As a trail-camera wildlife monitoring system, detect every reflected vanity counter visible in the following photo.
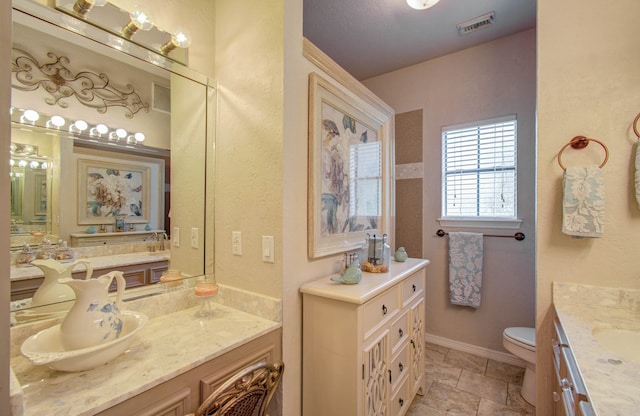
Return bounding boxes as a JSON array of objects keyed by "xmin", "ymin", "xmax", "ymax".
[
  {"xmin": 10, "ymin": 245, "xmax": 171, "ymax": 302},
  {"xmin": 553, "ymin": 282, "xmax": 640, "ymax": 415},
  {"xmin": 9, "ymin": 284, "xmax": 282, "ymax": 416}
]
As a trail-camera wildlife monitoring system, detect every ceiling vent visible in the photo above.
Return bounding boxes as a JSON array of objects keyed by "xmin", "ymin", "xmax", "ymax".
[{"xmin": 456, "ymin": 11, "xmax": 495, "ymax": 36}]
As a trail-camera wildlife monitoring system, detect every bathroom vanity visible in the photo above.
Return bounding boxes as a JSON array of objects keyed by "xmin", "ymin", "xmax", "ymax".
[
  {"xmin": 553, "ymin": 282, "xmax": 640, "ymax": 416},
  {"xmin": 10, "ymin": 285, "xmax": 282, "ymax": 416},
  {"xmin": 300, "ymin": 258, "xmax": 429, "ymax": 416}
]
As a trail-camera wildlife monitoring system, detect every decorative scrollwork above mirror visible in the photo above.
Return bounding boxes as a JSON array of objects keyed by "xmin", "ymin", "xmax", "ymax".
[{"xmin": 12, "ymin": 48, "xmax": 149, "ymax": 118}]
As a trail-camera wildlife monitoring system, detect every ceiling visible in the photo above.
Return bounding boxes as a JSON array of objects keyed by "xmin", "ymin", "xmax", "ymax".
[{"xmin": 303, "ymin": 0, "xmax": 536, "ymax": 81}]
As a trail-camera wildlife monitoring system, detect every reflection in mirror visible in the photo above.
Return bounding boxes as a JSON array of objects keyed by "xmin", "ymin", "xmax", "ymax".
[{"xmin": 9, "ymin": 0, "xmax": 215, "ymax": 321}]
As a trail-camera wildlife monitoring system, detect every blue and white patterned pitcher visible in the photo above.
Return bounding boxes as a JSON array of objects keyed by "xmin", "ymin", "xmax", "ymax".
[{"xmin": 58, "ymin": 271, "xmax": 126, "ymax": 350}]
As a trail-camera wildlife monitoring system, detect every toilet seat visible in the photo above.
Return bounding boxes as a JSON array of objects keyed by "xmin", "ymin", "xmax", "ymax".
[{"xmin": 504, "ymin": 327, "xmax": 535, "ymax": 351}]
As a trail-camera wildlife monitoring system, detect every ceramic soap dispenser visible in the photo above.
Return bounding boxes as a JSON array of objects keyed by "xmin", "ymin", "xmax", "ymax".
[{"xmin": 59, "ymin": 271, "xmax": 126, "ymax": 350}]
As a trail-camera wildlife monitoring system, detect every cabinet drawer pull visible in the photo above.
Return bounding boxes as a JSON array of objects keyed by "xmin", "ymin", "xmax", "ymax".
[
  {"xmin": 399, "ymin": 398, "xmax": 404, "ymax": 407},
  {"xmin": 412, "ymin": 284, "xmax": 416, "ymax": 292},
  {"xmin": 552, "ymin": 391, "xmax": 560, "ymax": 402},
  {"xmin": 382, "ymin": 305, "xmax": 387, "ymax": 315},
  {"xmin": 410, "ymin": 339, "xmax": 416, "ymax": 349},
  {"xmin": 388, "ymin": 369, "xmax": 392, "ymax": 384},
  {"xmin": 399, "ymin": 328, "xmax": 404, "ymax": 338},
  {"xmin": 399, "ymin": 362, "xmax": 404, "ymax": 372}
]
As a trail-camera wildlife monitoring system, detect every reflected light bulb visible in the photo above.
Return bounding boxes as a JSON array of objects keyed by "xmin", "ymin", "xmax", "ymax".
[
  {"xmin": 18, "ymin": 160, "xmax": 27, "ymax": 167},
  {"xmin": 21, "ymin": 109, "xmax": 40, "ymax": 124},
  {"xmin": 406, "ymin": 0, "xmax": 440, "ymax": 10},
  {"xmin": 134, "ymin": 132, "xmax": 145, "ymax": 143},
  {"xmin": 9, "ymin": 159, "xmax": 15, "ymax": 166},
  {"xmin": 71, "ymin": 119, "xmax": 88, "ymax": 132},
  {"xmin": 90, "ymin": 123, "xmax": 109, "ymax": 137},
  {"xmin": 47, "ymin": 115, "xmax": 66, "ymax": 129},
  {"xmin": 30, "ymin": 161, "xmax": 40, "ymax": 169}
]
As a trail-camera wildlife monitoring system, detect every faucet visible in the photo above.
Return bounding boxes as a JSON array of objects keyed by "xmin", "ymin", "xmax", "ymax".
[
  {"xmin": 148, "ymin": 232, "xmax": 158, "ymax": 252},
  {"xmin": 160, "ymin": 232, "xmax": 168, "ymax": 251}
]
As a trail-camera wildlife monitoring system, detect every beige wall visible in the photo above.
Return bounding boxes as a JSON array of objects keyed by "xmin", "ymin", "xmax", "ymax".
[
  {"xmin": 536, "ymin": 1, "xmax": 640, "ymax": 414},
  {"xmin": 213, "ymin": 0, "xmax": 285, "ymax": 299},
  {"xmin": 363, "ymin": 29, "xmax": 537, "ymax": 352}
]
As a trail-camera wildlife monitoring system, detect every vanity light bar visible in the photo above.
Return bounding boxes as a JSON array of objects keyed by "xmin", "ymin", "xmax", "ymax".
[{"xmin": 10, "ymin": 107, "xmax": 146, "ymax": 147}]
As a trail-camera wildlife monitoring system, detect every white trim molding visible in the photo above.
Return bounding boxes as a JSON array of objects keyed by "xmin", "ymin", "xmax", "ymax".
[{"xmin": 425, "ymin": 333, "xmax": 526, "ymax": 368}]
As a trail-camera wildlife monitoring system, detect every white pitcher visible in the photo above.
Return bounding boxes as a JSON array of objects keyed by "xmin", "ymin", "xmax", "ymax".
[
  {"xmin": 30, "ymin": 259, "xmax": 93, "ymax": 308},
  {"xmin": 58, "ymin": 271, "xmax": 126, "ymax": 350}
]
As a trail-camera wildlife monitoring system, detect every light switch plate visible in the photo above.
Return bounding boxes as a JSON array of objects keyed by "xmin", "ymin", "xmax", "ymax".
[
  {"xmin": 232, "ymin": 231, "xmax": 242, "ymax": 255},
  {"xmin": 262, "ymin": 235, "xmax": 274, "ymax": 263}
]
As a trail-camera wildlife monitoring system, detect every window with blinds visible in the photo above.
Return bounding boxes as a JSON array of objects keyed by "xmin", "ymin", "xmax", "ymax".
[
  {"xmin": 349, "ymin": 141, "xmax": 382, "ymax": 218},
  {"xmin": 442, "ymin": 116, "xmax": 517, "ymax": 218}
]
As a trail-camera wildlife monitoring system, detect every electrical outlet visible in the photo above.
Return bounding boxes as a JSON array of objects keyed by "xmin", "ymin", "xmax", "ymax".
[
  {"xmin": 232, "ymin": 231, "xmax": 242, "ymax": 255},
  {"xmin": 191, "ymin": 228, "xmax": 198, "ymax": 248},
  {"xmin": 173, "ymin": 227, "xmax": 180, "ymax": 247}
]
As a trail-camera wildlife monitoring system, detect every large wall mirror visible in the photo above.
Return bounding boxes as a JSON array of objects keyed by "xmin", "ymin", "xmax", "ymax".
[{"xmin": 9, "ymin": 0, "xmax": 215, "ymax": 317}]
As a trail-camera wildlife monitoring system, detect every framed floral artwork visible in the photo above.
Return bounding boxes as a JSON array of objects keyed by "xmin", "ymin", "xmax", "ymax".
[
  {"xmin": 308, "ymin": 71, "xmax": 394, "ymax": 258},
  {"xmin": 78, "ymin": 159, "xmax": 150, "ymax": 224}
]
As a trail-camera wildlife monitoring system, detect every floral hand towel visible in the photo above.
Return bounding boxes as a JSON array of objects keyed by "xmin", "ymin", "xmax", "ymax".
[
  {"xmin": 562, "ymin": 165, "xmax": 605, "ymax": 238},
  {"xmin": 448, "ymin": 232, "xmax": 483, "ymax": 308},
  {"xmin": 635, "ymin": 143, "xmax": 640, "ymax": 209}
]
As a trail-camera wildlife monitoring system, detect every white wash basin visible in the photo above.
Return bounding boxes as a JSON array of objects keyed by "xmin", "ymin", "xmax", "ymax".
[
  {"xmin": 21, "ymin": 310, "xmax": 147, "ymax": 372},
  {"xmin": 592, "ymin": 328, "xmax": 640, "ymax": 363}
]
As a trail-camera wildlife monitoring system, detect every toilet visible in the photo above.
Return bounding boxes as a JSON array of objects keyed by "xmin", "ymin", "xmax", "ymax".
[{"xmin": 503, "ymin": 327, "xmax": 536, "ymax": 406}]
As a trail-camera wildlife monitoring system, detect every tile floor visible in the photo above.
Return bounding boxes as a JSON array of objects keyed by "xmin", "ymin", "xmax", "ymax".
[{"xmin": 406, "ymin": 342, "xmax": 536, "ymax": 416}]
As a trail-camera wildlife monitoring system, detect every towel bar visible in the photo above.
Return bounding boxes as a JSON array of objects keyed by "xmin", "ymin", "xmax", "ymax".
[{"xmin": 436, "ymin": 229, "xmax": 525, "ymax": 241}]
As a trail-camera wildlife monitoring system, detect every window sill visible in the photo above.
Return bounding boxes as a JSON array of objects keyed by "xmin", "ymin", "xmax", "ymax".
[{"xmin": 437, "ymin": 217, "xmax": 522, "ymax": 230}]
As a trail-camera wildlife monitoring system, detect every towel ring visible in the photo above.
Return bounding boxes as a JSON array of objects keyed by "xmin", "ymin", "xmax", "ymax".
[
  {"xmin": 557, "ymin": 135, "xmax": 609, "ymax": 171},
  {"xmin": 633, "ymin": 112, "xmax": 640, "ymax": 138}
]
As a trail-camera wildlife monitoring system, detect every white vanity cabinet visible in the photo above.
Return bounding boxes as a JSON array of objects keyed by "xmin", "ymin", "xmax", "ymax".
[{"xmin": 301, "ymin": 258, "xmax": 429, "ymax": 416}]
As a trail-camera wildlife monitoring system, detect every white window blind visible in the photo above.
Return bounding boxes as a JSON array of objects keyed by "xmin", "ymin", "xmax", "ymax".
[
  {"xmin": 349, "ymin": 141, "xmax": 382, "ymax": 218},
  {"xmin": 442, "ymin": 116, "xmax": 517, "ymax": 218}
]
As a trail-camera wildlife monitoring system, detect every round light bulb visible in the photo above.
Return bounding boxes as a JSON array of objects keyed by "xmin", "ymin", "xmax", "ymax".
[
  {"xmin": 48, "ymin": 115, "xmax": 66, "ymax": 128},
  {"xmin": 73, "ymin": 120, "xmax": 88, "ymax": 131},
  {"xmin": 134, "ymin": 132, "xmax": 145, "ymax": 143},
  {"xmin": 22, "ymin": 109, "xmax": 40, "ymax": 124},
  {"xmin": 172, "ymin": 30, "xmax": 191, "ymax": 48},
  {"xmin": 406, "ymin": 0, "xmax": 440, "ymax": 10},
  {"xmin": 116, "ymin": 128, "xmax": 127, "ymax": 138},
  {"xmin": 130, "ymin": 9, "xmax": 154, "ymax": 31},
  {"xmin": 9, "ymin": 159, "xmax": 15, "ymax": 166},
  {"xmin": 96, "ymin": 124, "xmax": 109, "ymax": 134},
  {"xmin": 18, "ymin": 160, "xmax": 27, "ymax": 167},
  {"xmin": 30, "ymin": 161, "xmax": 40, "ymax": 169}
]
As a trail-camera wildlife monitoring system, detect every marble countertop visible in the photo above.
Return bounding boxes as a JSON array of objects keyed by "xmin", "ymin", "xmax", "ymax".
[
  {"xmin": 10, "ymin": 251, "xmax": 170, "ymax": 282},
  {"xmin": 10, "ymin": 290, "xmax": 281, "ymax": 416},
  {"xmin": 553, "ymin": 282, "xmax": 640, "ymax": 416}
]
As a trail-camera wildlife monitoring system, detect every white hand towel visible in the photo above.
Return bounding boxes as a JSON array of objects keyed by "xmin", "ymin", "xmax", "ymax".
[
  {"xmin": 448, "ymin": 232, "xmax": 483, "ymax": 308},
  {"xmin": 562, "ymin": 165, "xmax": 605, "ymax": 238}
]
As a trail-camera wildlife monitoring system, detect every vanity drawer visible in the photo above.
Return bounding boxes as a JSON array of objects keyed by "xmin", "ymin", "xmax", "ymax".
[
  {"xmin": 389, "ymin": 376, "xmax": 411, "ymax": 416},
  {"xmin": 363, "ymin": 286, "xmax": 400, "ymax": 338},
  {"xmin": 390, "ymin": 311, "xmax": 410, "ymax": 353},
  {"xmin": 390, "ymin": 343, "xmax": 410, "ymax": 392},
  {"xmin": 401, "ymin": 270, "xmax": 424, "ymax": 306}
]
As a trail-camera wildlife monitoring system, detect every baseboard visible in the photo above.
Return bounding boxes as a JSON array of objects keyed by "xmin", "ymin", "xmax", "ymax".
[{"xmin": 425, "ymin": 333, "xmax": 527, "ymax": 368}]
